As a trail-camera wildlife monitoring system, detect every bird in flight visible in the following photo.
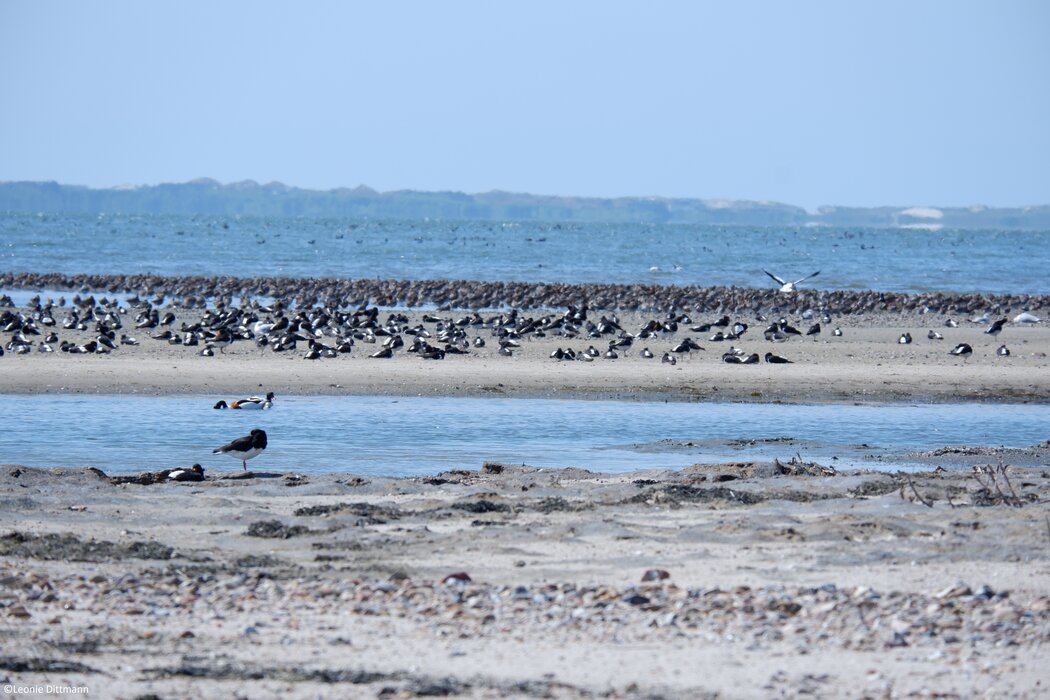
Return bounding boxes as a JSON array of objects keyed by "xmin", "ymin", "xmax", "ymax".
[{"xmin": 762, "ymin": 270, "xmax": 820, "ymax": 293}]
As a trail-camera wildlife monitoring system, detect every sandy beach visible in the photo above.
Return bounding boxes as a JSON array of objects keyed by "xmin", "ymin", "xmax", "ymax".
[
  {"xmin": 1, "ymin": 306, "xmax": 1048, "ymax": 402},
  {"xmin": 2, "ymin": 294, "xmax": 1049, "ymax": 698},
  {"xmin": 1, "ymin": 462, "xmax": 1049, "ymax": 698}
]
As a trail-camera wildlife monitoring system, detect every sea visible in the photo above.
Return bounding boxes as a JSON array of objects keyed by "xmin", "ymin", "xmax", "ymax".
[
  {"xmin": 2, "ymin": 211, "xmax": 1049, "ymax": 295},
  {"xmin": 1, "ymin": 210, "xmax": 1047, "ymax": 475}
]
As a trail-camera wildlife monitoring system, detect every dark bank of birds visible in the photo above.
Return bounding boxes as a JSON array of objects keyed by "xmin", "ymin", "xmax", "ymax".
[{"xmin": 3, "ymin": 271, "xmax": 1047, "ymax": 318}]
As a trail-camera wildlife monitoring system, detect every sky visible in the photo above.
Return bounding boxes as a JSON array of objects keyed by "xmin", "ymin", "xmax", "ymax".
[{"xmin": 1, "ymin": 1, "xmax": 1048, "ymax": 209}]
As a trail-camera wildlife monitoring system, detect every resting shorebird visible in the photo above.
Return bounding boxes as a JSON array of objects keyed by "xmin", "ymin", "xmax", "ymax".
[
  {"xmin": 762, "ymin": 270, "xmax": 820, "ymax": 293},
  {"xmin": 213, "ymin": 428, "xmax": 267, "ymax": 470},
  {"xmin": 949, "ymin": 343, "xmax": 973, "ymax": 360}
]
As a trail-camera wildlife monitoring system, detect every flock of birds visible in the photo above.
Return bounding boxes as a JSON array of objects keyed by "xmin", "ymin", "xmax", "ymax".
[{"xmin": 0, "ymin": 269, "xmax": 1038, "ymax": 364}]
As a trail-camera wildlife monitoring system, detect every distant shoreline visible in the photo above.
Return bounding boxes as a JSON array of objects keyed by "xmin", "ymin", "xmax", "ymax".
[{"xmin": 2, "ymin": 179, "xmax": 1049, "ymax": 228}]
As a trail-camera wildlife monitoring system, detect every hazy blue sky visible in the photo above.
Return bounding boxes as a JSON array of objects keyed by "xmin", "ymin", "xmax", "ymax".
[{"xmin": 1, "ymin": 1, "xmax": 1047, "ymax": 208}]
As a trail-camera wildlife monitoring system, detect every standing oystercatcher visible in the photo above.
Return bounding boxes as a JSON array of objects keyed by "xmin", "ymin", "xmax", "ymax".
[{"xmin": 213, "ymin": 429, "xmax": 267, "ymax": 470}]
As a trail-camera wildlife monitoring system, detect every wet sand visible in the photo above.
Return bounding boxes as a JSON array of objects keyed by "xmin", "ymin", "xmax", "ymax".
[{"xmin": 1, "ymin": 464, "xmax": 1049, "ymax": 698}]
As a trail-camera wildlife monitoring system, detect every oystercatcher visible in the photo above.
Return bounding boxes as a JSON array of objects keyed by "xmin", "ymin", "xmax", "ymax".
[{"xmin": 213, "ymin": 429, "xmax": 267, "ymax": 470}]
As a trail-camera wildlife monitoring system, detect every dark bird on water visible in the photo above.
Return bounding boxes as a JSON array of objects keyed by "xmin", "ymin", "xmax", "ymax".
[{"xmin": 213, "ymin": 428, "xmax": 267, "ymax": 470}]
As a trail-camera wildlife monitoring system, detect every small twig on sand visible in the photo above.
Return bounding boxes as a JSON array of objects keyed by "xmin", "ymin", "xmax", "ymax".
[
  {"xmin": 898, "ymin": 473, "xmax": 934, "ymax": 508},
  {"xmin": 998, "ymin": 461, "xmax": 1022, "ymax": 504}
]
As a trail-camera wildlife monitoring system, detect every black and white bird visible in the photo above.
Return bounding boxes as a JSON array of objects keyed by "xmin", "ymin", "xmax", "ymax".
[
  {"xmin": 222, "ymin": 392, "xmax": 275, "ymax": 410},
  {"xmin": 898, "ymin": 332, "xmax": 912, "ymax": 344},
  {"xmin": 764, "ymin": 352, "xmax": 792, "ymax": 364},
  {"xmin": 168, "ymin": 464, "xmax": 205, "ymax": 482},
  {"xmin": 213, "ymin": 428, "xmax": 267, "ymax": 470},
  {"xmin": 762, "ymin": 270, "xmax": 820, "ymax": 293},
  {"xmin": 949, "ymin": 343, "xmax": 973, "ymax": 360},
  {"xmin": 984, "ymin": 318, "xmax": 1007, "ymax": 338},
  {"xmin": 997, "ymin": 345, "xmax": 1010, "ymax": 357},
  {"xmin": 208, "ymin": 328, "xmax": 234, "ymax": 354},
  {"xmin": 927, "ymin": 330, "xmax": 944, "ymax": 340}
]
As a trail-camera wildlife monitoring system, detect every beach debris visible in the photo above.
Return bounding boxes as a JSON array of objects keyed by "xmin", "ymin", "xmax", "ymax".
[
  {"xmin": 221, "ymin": 471, "xmax": 256, "ymax": 480},
  {"xmin": 641, "ymin": 569, "xmax": 670, "ymax": 582},
  {"xmin": 935, "ymin": 582, "xmax": 972, "ymax": 600},
  {"xmin": 772, "ymin": 454, "xmax": 836, "ymax": 477},
  {"xmin": 245, "ymin": 520, "xmax": 311, "ymax": 539},
  {"xmin": 0, "ymin": 531, "xmax": 173, "ymax": 562},
  {"xmin": 898, "ymin": 473, "xmax": 935, "ymax": 508},
  {"xmin": 1013, "ymin": 312, "xmax": 1041, "ymax": 324},
  {"xmin": 626, "ymin": 484, "xmax": 766, "ymax": 506},
  {"xmin": 109, "ymin": 466, "xmax": 204, "ymax": 485},
  {"xmin": 442, "ymin": 571, "xmax": 472, "ymax": 585},
  {"xmin": 971, "ymin": 462, "xmax": 1030, "ymax": 507}
]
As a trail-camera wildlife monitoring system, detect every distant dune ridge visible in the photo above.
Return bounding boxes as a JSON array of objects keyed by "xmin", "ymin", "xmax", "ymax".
[{"xmin": 1, "ymin": 179, "xmax": 1048, "ymax": 228}]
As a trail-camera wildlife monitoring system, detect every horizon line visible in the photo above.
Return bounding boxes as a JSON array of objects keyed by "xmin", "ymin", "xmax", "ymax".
[{"xmin": 2, "ymin": 177, "xmax": 1047, "ymax": 213}]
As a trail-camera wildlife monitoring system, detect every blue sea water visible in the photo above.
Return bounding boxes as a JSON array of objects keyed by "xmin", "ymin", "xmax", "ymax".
[
  {"xmin": 2, "ymin": 211, "xmax": 1048, "ymax": 295},
  {"xmin": 0, "ymin": 395, "xmax": 1045, "ymax": 475}
]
